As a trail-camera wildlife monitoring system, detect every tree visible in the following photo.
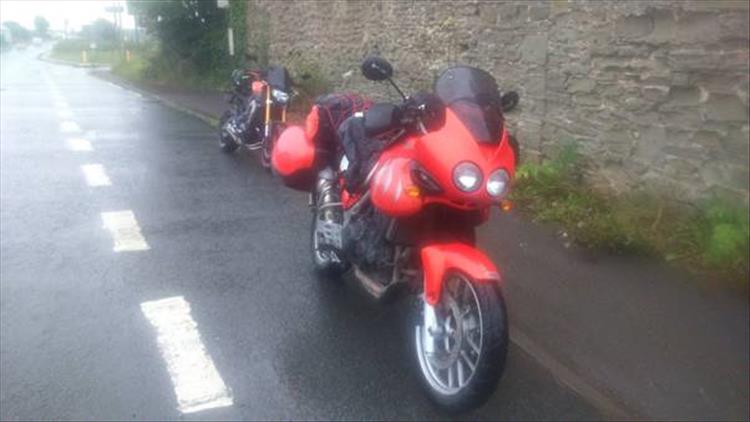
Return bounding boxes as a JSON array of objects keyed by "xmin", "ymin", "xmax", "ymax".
[
  {"xmin": 2, "ymin": 21, "xmax": 31, "ymax": 43},
  {"xmin": 34, "ymin": 16, "xmax": 49, "ymax": 38},
  {"xmin": 80, "ymin": 19, "xmax": 116, "ymax": 44},
  {"xmin": 127, "ymin": 0, "xmax": 230, "ymax": 74}
]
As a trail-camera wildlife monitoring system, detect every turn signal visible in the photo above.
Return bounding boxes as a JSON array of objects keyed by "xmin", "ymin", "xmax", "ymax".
[
  {"xmin": 406, "ymin": 185, "xmax": 421, "ymax": 198},
  {"xmin": 500, "ymin": 200, "xmax": 513, "ymax": 212}
]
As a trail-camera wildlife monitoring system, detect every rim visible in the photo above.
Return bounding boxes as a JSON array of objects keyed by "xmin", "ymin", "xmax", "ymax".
[{"xmin": 415, "ymin": 274, "xmax": 483, "ymax": 395}]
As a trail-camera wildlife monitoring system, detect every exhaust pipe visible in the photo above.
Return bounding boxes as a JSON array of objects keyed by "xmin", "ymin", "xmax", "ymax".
[
  {"xmin": 354, "ymin": 266, "xmax": 388, "ymax": 299},
  {"xmin": 353, "ymin": 266, "xmax": 404, "ymax": 301}
]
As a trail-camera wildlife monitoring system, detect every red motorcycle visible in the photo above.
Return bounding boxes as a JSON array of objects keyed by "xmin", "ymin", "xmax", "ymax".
[{"xmin": 272, "ymin": 57, "xmax": 519, "ymax": 411}]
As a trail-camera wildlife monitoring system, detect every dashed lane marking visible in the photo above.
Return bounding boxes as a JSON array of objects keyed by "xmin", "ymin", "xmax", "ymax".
[
  {"xmin": 140, "ymin": 296, "xmax": 233, "ymax": 413},
  {"xmin": 66, "ymin": 138, "xmax": 93, "ymax": 152},
  {"xmin": 100, "ymin": 210, "xmax": 150, "ymax": 252},
  {"xmin": 59, "ymin": 121, "xmax": 81, "ymax": 133},
  {"xmin": 81, "ymin": 164, "xmax": 111, "ymax": 187}
]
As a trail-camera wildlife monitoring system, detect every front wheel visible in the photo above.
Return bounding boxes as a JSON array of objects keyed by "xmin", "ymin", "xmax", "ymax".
[
  {"xmin": 261, "ymin": 123, "xmax": 283, "ymax": 170},
  {"xmin": 413, "ymin": 273, "xmax": 508, "ymax": 412}
]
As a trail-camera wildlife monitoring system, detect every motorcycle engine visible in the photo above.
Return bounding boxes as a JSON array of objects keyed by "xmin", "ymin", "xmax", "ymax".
[{"xmin": 342, "ymin": 200, "xmax": 394, "ymax": 281}]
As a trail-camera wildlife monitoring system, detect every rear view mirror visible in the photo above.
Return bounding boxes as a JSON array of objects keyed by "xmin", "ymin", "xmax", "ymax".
[
  {"xmin": 361, "ymin": 56, "xmax": 394, "ymax": 81},
  {"xmin": 501, "ymin": 91, "xmax": 520, "ymax": 112}
]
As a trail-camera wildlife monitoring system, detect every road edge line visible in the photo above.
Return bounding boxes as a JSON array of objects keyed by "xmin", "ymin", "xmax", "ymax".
[
  {"xmin": 510, "ymin": 328, "xmax": 641, "ymax": 421},
  {"xmin": 90, "ymin": 71, "xmax": 220, "ymax": 128}
]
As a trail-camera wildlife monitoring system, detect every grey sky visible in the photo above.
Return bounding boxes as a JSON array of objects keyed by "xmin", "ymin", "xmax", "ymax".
[{"xmin": 0, "ymin": 0, "xmax": 135, "ymax": 32}]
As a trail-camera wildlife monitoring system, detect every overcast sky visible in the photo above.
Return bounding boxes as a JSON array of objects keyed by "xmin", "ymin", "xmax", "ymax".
[{"xmin": 0, "ymin": 0, "xmax": 135, "ymax": 32}]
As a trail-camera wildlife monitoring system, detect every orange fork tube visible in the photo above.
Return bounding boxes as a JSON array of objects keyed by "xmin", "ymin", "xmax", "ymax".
[
  {"xmin": 420, "ymin": 243, "xmax": 501, "ymax": 306},
  {"xmin": 264, "ymin": 87, "xmax": 272, "ymax": 138}
]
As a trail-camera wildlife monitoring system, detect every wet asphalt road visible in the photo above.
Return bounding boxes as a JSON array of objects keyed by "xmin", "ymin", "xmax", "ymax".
[{"xmin": 0, "ymin": 48, "xmax": 600, "ymax": 420}]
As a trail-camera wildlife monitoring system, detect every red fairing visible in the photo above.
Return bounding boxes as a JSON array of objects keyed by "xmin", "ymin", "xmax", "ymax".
[
  {"xmin": 414, "ymin": 108, "xmax": 516, "ymax": 208},
  {"xmin": 370, "ymin": 157, "xmax": 423, "ymax": 217},
  {"xmin": 271, "ymin": 125, "xmax": 316, "ymax": 190},
  {"xmin": 421, "ymin": 243, "xmax": 501, "ymax": 305},
  {"xmin": 367, "ymin": 108, "xmax": 516, "ymax": 217}
]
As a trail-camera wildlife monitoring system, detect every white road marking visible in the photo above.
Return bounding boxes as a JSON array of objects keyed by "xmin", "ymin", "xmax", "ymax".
[
  {"xmin": 60, "ymin": 121, "xmax": 81, "ymax": 133},
  {"xmin": 66, "ymin": 137, "xmax": 93, "ymax": 152},
  {"xmin": 141, "ymin": 296, "xmax": 233, "ymax": 413},
  {"xmin": 57, "ymin": 109, "xmax": 74, "ymax": 119},
  {"xmin": 81, "ymin": 164, "xmax": 111, "ymax": 187},
  {"xmin": 101, "ymin": 210, "xmax": 150, "ymax": 252}
]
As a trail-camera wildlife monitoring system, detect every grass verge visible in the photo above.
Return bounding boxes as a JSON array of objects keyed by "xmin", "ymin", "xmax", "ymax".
[
  {"xmin": 50, "ymin": 39, "xmax": 124, "ymax": 65},
  {"xmin": 510, "ymin": 143, "xmax": 749, "ymax": 289}
]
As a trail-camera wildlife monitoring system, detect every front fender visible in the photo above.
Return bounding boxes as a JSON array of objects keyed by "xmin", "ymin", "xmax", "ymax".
[{"xmin": 421, "ymin": 243, "xmax": 501, "ymax": 305}]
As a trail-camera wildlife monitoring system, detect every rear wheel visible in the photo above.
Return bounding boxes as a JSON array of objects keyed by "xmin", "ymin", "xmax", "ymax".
[
  {"xmin": 218, "ymin": 111, "xmax": 240, "ymax": 153},
  {"xmin": 413, "ymin": 273, "xmax": 508, "ymax": 412}
]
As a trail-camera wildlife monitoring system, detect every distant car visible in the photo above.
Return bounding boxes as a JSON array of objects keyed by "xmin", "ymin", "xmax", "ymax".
[{"xmin": 32, "ymin": 37, "xmax": 42, "ymax": 46}]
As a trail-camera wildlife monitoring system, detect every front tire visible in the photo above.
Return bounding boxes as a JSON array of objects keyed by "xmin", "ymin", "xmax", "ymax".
[
  {"xmin": 261, "ymin": 123, "xmax": 282, "ymax": 170},
  {"xmin": 413, "ymin": 273, "xmax": 508, "ymax": 412}
]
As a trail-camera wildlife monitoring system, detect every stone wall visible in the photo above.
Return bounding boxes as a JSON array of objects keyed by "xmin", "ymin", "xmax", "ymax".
[{"xmin": 246, "ymin": 0, "xmax": 750, "ymax": 203}]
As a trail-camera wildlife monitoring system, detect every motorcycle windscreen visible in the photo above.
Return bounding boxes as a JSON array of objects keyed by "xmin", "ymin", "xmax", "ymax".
[
  {"xmin": 434, "ymin": 66, "xmax": 504, "ymax": 144},
  {"xmin": 266, "ymin": 65, "xmax": 292, "ymax": 92}
]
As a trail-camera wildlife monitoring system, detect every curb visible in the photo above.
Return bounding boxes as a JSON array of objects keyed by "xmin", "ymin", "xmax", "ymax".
[
  {"xmin": 37, "ymin": 52, "xmax": 110, "ymax": 69},
  {"xmin": 92, "ymin": 71, "xmax": 221, "ymax": 128}
]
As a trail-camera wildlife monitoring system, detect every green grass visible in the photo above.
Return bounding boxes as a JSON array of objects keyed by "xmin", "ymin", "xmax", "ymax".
[
  {"xmin": 510, "ymin": 143, "xmax": 750, "ymax": 289},
  {"xmin": 111, "ymin": 53, "xmax": 149, "ymax": 83},
  {"xmin": 50, "ymin": 39, "xmax": 124, "ymax": 65},
  {"xmin": 110, "ymin": 44, "xmax": 231, "ymax": 92}
]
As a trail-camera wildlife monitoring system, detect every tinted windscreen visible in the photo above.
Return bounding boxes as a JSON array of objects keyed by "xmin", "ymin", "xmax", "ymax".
[
  {"xmin": 266, "ymin": 65, "xmax": 292, "ymax": 92},
  {"xmin": 434, "ymin": 66, "xmax": 503, "ymax": 144}
]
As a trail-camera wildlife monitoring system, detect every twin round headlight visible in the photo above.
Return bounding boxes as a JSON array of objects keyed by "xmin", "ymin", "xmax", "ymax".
[
  {"xmin": 452, "ymin": 162, "xmax": 509, "ymax": 198},
  {"xmin": 486, "ymin": 168, "xmax": 510, "ymax": 197}
]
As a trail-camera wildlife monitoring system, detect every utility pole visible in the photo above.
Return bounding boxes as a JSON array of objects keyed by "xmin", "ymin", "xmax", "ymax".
[{"xmin": 216, "ymin": 0, "xmax": 234, "ymax": 58}]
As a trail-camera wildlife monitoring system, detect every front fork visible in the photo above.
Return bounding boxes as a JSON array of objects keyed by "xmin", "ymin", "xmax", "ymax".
[
  {"xmin": 422, "ymin": 300, "xmax": 441, "ymax": 354},
  {"xmin": 263, "ymin": 89, "xmax": 273, "ymax": 139}
]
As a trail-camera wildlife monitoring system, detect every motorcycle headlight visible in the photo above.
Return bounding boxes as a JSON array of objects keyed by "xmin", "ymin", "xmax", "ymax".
[
  {"xmin": 272, "ymin": 89, "xmax": 290, "ymax": 105},
  {"xmin": 486, "ymin": 169, "xmax": 510, "ymax": 198},
  {"xmin": 452, "ymin": 162, "xmax": 482, "ymax": 192}
]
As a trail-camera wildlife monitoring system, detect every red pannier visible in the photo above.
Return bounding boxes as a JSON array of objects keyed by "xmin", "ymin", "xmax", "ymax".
[{"xmin": 272, "ymin": 93, "xmax": 372, "ymax": 191}]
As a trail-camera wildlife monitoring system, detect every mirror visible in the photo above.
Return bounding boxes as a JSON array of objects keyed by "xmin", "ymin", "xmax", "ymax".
[
  {"xmin": 501, "ymin": 91, "xmax": 520, "ymax": 112},
  {"xmin": 361, "ymin": 56, "xmax": 394, "ymax": 81}
]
